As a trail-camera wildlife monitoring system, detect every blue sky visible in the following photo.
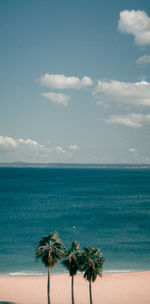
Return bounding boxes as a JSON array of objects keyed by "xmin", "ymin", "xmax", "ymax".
[{"xmin": 0, "ymin": 0, "xmax": 150, "ymax": 163}]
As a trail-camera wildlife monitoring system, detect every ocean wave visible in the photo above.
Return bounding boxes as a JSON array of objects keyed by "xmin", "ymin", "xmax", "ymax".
[
  {"xmin": 7, "ymin": 271, "xmax": 47, "ymax": 276},
  {"xmin": 1, "ymin": 269, "xmax": 143, "ymax": 276},
  {"xmin": 104, "ymin": 269, "xmax": 134, "ymax": 273}
]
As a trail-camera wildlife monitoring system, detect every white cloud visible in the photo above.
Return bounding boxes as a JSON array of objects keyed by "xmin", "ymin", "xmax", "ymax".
[
  {"xmin": 0, "ymin": 136, "xmax": 70, "ymax": 156},
  {"xmin": 39, "ymin": 74, "xmax": 93, "ymax": 89},
  {"xmin": 94, "ymin": 80, "xmax": 150, "ymax": 107},
  {"xmin": 0, "ymin": 135, "xmax": 75, "ymax": 162},
  {"xmin": 81, "ymin": 76, "xmax": 93, "ymax": 87},
  {"xmin": 136, "ymin": 54, "xmax": 150, "ymax": 65},
  {"xmin": 69, "ymin": 144, "xmax": 80, "ymax": 151},
  {"xmin": 56, "ymin": 146, "xmax": 67, "ymax": 153},
  {"xmin": 18, "ymin": 138, "xmax": 41, "ymax": 146},
  {"xmin": 104, "ymin": 114, "xmax": 150, "ymax": 128},
  {"xmin": 0, "ymin": 136, "xmax": 17, "ymax": 148},
  {"xmin": 118, "ymin": 10, "xmax": 150, "ymax": 46},
  {"xmin": 128, "ymin": 148, "xmax": 150, "ymax": 163},
  {"xmin": 0, "ymin": 136, "xmax": 45, "ymax": 150},
  {"xmin": 128, "ymin": 148, "xmax": 137, "ymax": 153},
  {"xmin": 41, "ymin": 92, "xmax": 71, "ymax": 106}
]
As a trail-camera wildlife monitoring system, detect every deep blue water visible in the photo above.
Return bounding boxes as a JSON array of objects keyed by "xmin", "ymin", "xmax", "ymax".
[{"xmin": 0, "ymin": 167, "xmax": 150, "ymax": 275}]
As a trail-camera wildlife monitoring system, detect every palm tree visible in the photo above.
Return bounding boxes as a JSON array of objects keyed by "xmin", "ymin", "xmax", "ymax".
[
  {"xmin": 80, "ymin": 246, "xmax": 105, "ymax": 304},
  {"xmin": 35, "ymin": 231, "xmax": 65, "ymax": 304},
  {"xmin": 61, "ymin": 241, "xmax": 80, "ymax": 304}
]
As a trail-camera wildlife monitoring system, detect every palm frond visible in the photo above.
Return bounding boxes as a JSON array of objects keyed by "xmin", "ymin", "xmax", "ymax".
[
  {"xmin": 61, "ymin": 241, "xmax": 80, "ymax": 276},
  {"xmin": 35, "ymin": 231, "xmax": 66, "ymax": 267},
  {"xmin": 80, "ymin": 246, "xmax": 105, "ymax": 282}
]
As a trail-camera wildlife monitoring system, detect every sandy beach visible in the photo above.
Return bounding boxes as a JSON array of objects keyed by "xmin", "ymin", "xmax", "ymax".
[{"xmin": 0, "ymin": 271, "xmax": 150, "ymax": 304}]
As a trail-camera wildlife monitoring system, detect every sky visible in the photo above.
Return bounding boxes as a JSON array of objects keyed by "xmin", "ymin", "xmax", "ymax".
[{"xmin": 0, "ymin": 0, "xmax": 150, "ymax": 163}]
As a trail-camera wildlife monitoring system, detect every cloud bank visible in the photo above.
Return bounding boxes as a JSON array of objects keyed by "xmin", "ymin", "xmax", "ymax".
[
  {"xmin": 136, "ymin": 54, "xmax": 150, "ymax": 65},
  {"xmin": 118, "ymin": 10, "xmax": 150, "ymax": 46},
  {"xmin": 104, "ymin": 114, "xmax": 150, "ymax": 128},
  {"xmin": 56, "ymin": 146, "xmax": 67, "ymax": 153},
  {"xmin": 39, "ymin": 74, "xmax": 93, "ymax": 89},
  {"xmin": 42, "ymin": 92, "xmax": 71, "ymax": 106},
  {"xmin": 0, "ymin": 135, "xmax": 80, "ymax": 162},
  {"xmin": 94, "ymin": 80, "xmax": 150, "ymax": 107},
  {"xmin": 0, "ymin": 136, "xmax": 44, "ymax": 150}
]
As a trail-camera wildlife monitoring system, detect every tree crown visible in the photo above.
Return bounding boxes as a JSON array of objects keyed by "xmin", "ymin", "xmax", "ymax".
[
  {"xmin": 61, "ymin": 240, "xmax": 81, "ymax": 276},
  {"xmin": 35, "ymin": 232, "xmax": 66, "ymax": 268},
  {"xmin": 80, "ymin": 246, "xmax": 105, "ymax": 282}
]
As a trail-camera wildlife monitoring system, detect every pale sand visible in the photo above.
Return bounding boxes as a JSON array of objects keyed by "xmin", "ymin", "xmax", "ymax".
[{"xmin": 0, "ymin": 271, "xmax": 150, "ymax": 304}]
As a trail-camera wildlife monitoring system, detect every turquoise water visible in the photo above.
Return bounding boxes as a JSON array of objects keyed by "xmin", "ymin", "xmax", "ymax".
[{"xmin": 0, "ymin": 167, "xmax": 150, "ymax": 275}]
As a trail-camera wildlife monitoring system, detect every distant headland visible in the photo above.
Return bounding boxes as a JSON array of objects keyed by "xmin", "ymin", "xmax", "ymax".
[{"xmin": 0, "ymin": 162, "xmax": 150, "ymax": 169}]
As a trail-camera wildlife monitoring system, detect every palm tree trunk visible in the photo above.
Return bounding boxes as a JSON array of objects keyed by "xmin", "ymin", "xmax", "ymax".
[
  {"xmin": 71, "ymin": 275, "xmax": 75, "ymax": 304},
  {"xmin": 47, "ymin": 266, "xmax": 51, "ymax": 304},
  {"xmin": 89, "ymin": 280, "xmax": 93, "ymax": 304}
]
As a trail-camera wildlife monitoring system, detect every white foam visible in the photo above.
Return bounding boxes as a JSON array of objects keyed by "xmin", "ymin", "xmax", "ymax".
[
  {"xmin": 8, "ymin": 271, "xmax": 46, "ymax": 276},
  {"xmin": 104, "ymin": 269, "xmax": 134, "ymax": 274},
  {"xmin": 2, "ymin": 269, "xmax": 142, "ymax": 276}
]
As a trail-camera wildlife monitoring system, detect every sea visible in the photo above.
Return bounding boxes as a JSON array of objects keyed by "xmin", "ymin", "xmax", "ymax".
[{"xmin": 0, "ymin": 166, "xmax": 150, "ymax": 276}]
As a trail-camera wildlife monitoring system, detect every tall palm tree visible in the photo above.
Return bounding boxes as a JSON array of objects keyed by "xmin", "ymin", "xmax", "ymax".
[
  {"xmin": 80, "ymin": 246, "xmax": 105, "ymax": 304},
  {"xmin": 35, "ymin": 231, "xmax": 65, "ymax": 304},
  {"xmin": 61, "ymin": 241, "xmax": 80, "ymax": 304}
]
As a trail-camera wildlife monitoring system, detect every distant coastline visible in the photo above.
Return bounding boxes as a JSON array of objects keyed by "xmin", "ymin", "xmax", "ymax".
[{"xmin": 0, "ymin": 162, "xmax": 150, "ymax": 169}]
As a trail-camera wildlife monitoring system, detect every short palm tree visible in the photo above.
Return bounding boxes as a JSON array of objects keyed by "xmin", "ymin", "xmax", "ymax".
[
  {"xmin": 61, "ymin": 241, "xmax": 80, "ymax": 304},
  {"xmin": 35, "ymin": 232, "xmax": 65, "ymax": 304},
  {"xmin": 80, "ymin": 246, "xmax": 105, "ymax": 304}
]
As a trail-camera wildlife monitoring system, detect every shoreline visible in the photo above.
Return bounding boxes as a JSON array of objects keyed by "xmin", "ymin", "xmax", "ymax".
[
  {"xmin": 1, "ymin": 268, "xmax": 150, "ymax": 276},
  {"xmin": 0, "ymin": 271, "xmax": 150, "ymax": 304}
]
